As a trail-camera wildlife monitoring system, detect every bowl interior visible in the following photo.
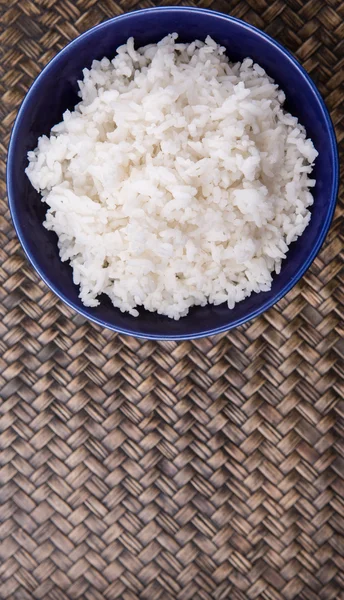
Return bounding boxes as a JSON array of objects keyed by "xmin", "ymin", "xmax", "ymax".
[{"xmin": 8, "ymin": 8, "xmax": 337, "ymax": 339}]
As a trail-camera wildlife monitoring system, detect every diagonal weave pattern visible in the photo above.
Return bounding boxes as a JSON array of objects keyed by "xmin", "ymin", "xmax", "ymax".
[{"xmin": 0, "ymin": 0, "xmax": 343, "ymax": 599}]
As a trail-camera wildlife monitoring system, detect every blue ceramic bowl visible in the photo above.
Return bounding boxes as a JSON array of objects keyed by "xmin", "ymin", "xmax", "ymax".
[{"xmin": 7, "ymin": 7, "xmax": 338, "ymax": 340}]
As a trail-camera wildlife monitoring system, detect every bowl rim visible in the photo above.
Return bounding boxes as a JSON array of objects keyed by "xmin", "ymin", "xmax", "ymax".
[{"xmin": 7, "ymin": 6, "xmax": 339, "ymax": 340}]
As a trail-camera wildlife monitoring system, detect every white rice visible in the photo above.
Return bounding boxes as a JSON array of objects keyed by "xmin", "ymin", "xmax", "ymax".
[{"xmin": 26, "ymin": 34, "xmax": 318, "ymax": 319}]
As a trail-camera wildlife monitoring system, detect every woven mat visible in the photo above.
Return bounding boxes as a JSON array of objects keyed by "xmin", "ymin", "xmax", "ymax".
[{"xmin": 1, "ymin": 1, "xmax": 343, "ymax": 599}]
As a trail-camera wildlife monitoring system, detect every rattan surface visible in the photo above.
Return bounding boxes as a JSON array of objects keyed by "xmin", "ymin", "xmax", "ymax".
[{"xmin": 0, "ymin": 1, "xmax": 343, "ymax": 599}]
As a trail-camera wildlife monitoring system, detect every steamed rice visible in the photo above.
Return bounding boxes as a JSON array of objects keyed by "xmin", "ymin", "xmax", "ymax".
[{"xmin": 25, "ymin": 34, "xmax": 318, "ymax": 319}]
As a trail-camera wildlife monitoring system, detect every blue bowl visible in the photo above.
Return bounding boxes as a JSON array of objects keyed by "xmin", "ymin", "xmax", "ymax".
[{"xmin": 7, "ymin": 7, "xmax": 338, "ymax": 340}]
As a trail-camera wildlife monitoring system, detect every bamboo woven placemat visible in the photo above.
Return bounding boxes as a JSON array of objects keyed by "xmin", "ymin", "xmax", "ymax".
[{"xmin": 0, "ymin": 1, "xmax": 343, "ymax": 599}]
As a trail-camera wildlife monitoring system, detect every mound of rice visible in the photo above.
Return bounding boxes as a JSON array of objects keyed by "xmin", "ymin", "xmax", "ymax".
[{"xmin": 26, "ymin": 34, "xmax": 318, "ymax": 319}]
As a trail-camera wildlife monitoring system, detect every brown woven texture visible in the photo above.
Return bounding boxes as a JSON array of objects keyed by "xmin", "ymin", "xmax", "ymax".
[{"xmin": 0, "ymin": 0, "xmax": 344, "ymax": 599}]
